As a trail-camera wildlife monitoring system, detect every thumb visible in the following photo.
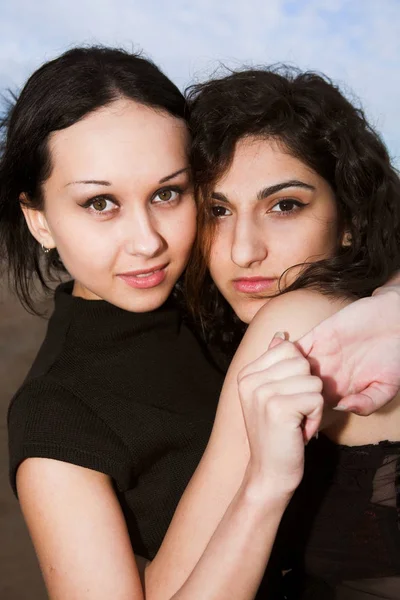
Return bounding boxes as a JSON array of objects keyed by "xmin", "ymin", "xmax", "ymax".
[
  {"xmin": 269, "ymin": 331, "xmax": 286, "ymax": 350},
  {"xmin": 335, "ymin": 382, "xmax": 398, "ymax": 416}
]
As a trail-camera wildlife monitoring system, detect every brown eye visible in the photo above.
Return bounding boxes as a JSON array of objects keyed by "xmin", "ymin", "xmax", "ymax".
[
  {"xmin": 80, "ymin": 195, "xmax": 116, "ymax": 214},
  {"xmin": 211, "ymin": 205, "xmax": 231, "ymax": 218},
  {"xmin": 153, "ymin": 188, "xmax": 180, "ymax": 204},
  {"xmin": 158, "ymin": 190, "xmax": 172, "ymax": 202},
  {"xmin": 276, "ymin": 200, "xmax": 296, "ymax": 212},
  {"xmin": 92, "ymin": 198, "xmax": 108, "ymax": 211},
  {"xmin": 270, "ymin": 199, "xmax": 305, "ymax": 214}
]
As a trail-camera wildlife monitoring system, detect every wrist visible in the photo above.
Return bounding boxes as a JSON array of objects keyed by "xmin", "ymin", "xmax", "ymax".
[{"xmin": 240, "ymin": 465, "xmax": 295, "ymax": 511}]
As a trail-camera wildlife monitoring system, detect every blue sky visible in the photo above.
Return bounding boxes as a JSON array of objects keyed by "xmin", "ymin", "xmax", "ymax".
[{"xmin": 0, "ymin": 0, "xmax": 399, "ymax": 165}]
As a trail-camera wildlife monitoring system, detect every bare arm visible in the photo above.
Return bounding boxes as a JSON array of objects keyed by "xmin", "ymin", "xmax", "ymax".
[
  {"xmin": 17, "ymin": 459, "xmax": 144, "ymax": 600},
  {"xmin": 146, "ymin": 290, "xmax": 341, "ymax": 599}
]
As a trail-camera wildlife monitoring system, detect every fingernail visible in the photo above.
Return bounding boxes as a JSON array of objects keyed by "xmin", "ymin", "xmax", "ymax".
[
  {"xmin": 273, "ymin": 331, "xmax": 286, "ymax": 340},
  {"xmin": 333, "ymin": 405, "xmax": 349, "ymax": 412}
]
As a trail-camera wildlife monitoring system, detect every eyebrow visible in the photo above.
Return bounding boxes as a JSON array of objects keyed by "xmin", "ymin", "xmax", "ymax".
[
  {"xmin": 158, "ymin": 167, "xmax": 189, "ymax": 183},
  {"xmin": 65, "ymin": 167, "xmax": 189, "ymax": 188},
  {"xmin": 211, "ymin": 179, "xmax": 315, "ymax": 203},
  {"xmin": 65, "ymin": 179, "xmax": 111, "ymax": 187}
]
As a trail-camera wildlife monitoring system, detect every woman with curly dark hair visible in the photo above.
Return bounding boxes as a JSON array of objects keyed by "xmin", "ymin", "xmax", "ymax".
[{"xmin": 174, "ymin": 67, "xmax": 400, "ymax": 599}]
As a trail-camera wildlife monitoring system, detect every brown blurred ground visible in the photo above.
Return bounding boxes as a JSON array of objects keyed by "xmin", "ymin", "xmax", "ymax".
[{"xmin": 0, "ymin": 280, "xmax": 49, "ymax": 599}]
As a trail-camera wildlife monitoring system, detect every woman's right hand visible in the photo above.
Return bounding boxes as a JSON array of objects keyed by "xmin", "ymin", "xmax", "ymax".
[{"xmin": 237, "ymin": 333, "xmax": 324, "ymax": 497}]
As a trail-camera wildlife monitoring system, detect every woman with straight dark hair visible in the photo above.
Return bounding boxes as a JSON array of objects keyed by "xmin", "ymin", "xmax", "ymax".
[
  {"xmin": 2, "ymin": 46, "xmax": 328, "ymax": 600},
  {"xmin": 3, "ymin": 48, "xmax": 400, "ymax": 600}
]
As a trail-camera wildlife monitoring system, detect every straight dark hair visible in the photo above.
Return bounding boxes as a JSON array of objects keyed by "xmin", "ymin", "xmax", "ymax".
[{"xmin": 0, "ymin": 46, "xmax": 187, "ymax": 312}]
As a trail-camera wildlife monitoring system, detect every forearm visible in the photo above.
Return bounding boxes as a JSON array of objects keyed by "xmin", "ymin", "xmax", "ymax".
[
  {"xmin": 146, "ymin": 473, "xmax": 290, "ymax": 600},
  {"xmin": 172, "ymin": 479, "xmax": 288, "ymax": 600}
]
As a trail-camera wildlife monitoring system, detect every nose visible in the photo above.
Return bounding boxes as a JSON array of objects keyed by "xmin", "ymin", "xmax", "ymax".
[
  {"xmin": 231, "ymin": 215, "xmax": 268, "ymax": 268},
  {"xmin": 123, "ymin": 208, "xmax": 165, "ymax": 258}
]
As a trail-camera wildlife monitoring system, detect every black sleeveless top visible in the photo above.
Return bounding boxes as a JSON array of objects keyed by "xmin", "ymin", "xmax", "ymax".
[
  {"xmin": 275, "ymin": 434, "xmax": 400, "ymax": 599},
  {"xmin": 8, "ymin": 282, "xmax": 223, "ymax": 559}
]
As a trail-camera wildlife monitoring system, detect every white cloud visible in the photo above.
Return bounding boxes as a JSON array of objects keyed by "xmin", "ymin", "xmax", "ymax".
[{"xmin": 0, "ymin": 0, "xmax": 399, "ymax": 163}]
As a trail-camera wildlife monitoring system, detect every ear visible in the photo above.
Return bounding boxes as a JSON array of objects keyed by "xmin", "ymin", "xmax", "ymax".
[
  {"xmin": 341, "ymin": 230, "xmax": 352, "ymax": 247},
  {"xmin": 20, "ymin": 193, "xmax": 56, "ymax": 250}
]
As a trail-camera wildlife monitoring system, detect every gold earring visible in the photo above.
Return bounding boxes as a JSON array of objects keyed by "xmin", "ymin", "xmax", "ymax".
[
  {"xmin": 342, "ymin": 232, "xmax": 352, "ymax": 247},
  {"xmin": 41, "ymin": 243, "xmax": 51, "ymax": 254}
]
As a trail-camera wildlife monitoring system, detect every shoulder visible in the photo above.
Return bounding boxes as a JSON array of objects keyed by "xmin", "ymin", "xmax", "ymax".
[
  {"xmin": 8, "ymin": 377, "xmax": 132, "ymax": 497},
  {"xmin": 8, "ymin": 376, "xmax": 85, "ymax": 425},
  {"xmin": 8, "ymin": 377, "xmax": 78, "ymax": 432},
  {"xmin": 239, "ymin": 290, "xmax": 351, "ymax": 357}
]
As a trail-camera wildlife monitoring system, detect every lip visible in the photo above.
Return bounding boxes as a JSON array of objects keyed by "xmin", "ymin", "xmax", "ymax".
[
  {"xmin": 117, "ymin": 263, "xmax": 168, "ymax": 290},
  {"xmin": 232, "ymin": 277, "xmax": 276, "ymax": 294}
]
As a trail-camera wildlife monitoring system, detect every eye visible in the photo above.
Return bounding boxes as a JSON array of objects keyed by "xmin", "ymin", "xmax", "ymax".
[
  {"xmin": 81, "ymin": 195, "xmax": 118, "ymax": 215},
  {"xmin": 92, "ymin": 197, "xmax": 113, "ymax": 211},
  {"xmin": 152, "ymin": 187, "xmax": 181, "ymax": 204},
  {"xmin": 270, "ymin": 199, "xmax": 305, "ymax": 214},
  {"xmin": 210, "ymin": 205, "xmax": 232, "ymax": 218}
]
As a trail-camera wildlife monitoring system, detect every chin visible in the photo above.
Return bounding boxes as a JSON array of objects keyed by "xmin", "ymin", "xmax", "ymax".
[
  {"xmin": 101, "ymin": 283, "xmax": 173, "ymax": 313},
  {"xmin": 235, "ymin": 299, "xmax": 270, "ymax": 325},
  {"xmin": 233, "ymin": 305, "xmax": 254, "ymax": 325},
  {"xmin": 120, "ymin": 292, "xmax": 172, "ymax": 313}
]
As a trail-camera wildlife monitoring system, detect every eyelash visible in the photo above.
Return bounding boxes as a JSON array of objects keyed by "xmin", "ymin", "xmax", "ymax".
[
  {"xmin": 80, "ymin": 195, "xmax": 118, "ymax": 216},
  {"xmin": 151, "ymin": 186, "xmax": 183, "ymax": 205},
  {"xmin": 270, "ymin": 199, "xmax": 306, "ymax": 215},
  {"xmin": 79, "ymin": 186, "xmax": 184, "ymax": 216},
  {"xmin": 210, "ymin": 199, "xmax": 306, "ymax": 219}
]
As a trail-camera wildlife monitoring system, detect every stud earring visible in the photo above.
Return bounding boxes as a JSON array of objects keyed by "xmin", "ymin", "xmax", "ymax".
[
  {"xmin": 41, "ymin": 243, "xmax": 51, "ymax": 254},
  {"xmin": 342, "ymin": 232, "xmax": 352, "ymax": 247}
]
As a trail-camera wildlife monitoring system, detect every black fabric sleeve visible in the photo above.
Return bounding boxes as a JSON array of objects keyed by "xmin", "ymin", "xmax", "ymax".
[{"xmin": 8, "ymin": 378, "xmax": 135, "ymax": 497}]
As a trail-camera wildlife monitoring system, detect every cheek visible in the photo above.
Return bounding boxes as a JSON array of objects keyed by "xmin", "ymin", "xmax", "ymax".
[
  {"xmin": 305, "ymin": 213, "xmax": 338, "ymax": 256},
  {"xmin": 161, "ymin": 202, "xmax": 197, "ymax": 258},
  {"xmin": 208, "ymin": 234, "xmax": 230, "ymax": 286},
  {"xmin": 48, "ymin": 215, "xmax": 117, "ymax": 273},
  {"xmin": 278, "ymin": 214, "xmax": 338, "ymax": 264}
]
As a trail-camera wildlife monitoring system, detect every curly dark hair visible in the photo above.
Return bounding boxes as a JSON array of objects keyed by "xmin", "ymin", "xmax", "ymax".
[
  {"xmin": 0, "ymin": 46, "xmax": 188, "ymax": 313},
  {"xmin": 184, "ymin": 66, "xmax": 400, "ymax": 356}
]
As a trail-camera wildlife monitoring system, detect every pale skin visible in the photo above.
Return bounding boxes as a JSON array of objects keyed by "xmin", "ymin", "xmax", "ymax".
[
  {"xmin": 22, "ymin": 100, "xmax": 197, "ymax": 313},
  {"xmin": 17, "ymin": 117, "xmax": 400, "ymax": 599}
]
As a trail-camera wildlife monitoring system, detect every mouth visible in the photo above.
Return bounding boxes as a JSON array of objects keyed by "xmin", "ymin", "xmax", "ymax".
[
  {"xmin": 117, "ymin": 264, "xmax": 168, "ymax": 289},
  {"xmin": 232, "ymin": 277, "xmax": 277, "ymax": 294}
]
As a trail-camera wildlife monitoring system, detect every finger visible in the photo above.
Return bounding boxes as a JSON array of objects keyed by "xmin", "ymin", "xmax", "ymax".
[
  {"xmin": 261, "ymin": 356, "xmax": 311, "ymax": 381},
  {"xmin": 300, "ymin": 393, "xmax": 324, "ymax": 442},
  {"xmin": 268, "ymin": 331, "xmax": 286, "ymax": 349},
  {"xmin": 334, "ymin": 382, "xmax": 399, "ymax": 415},
  {"xmin": 239, "ymin": 358, "xmax": 313, "ymax": 396},
  {"xmin": 241, "ymin": 375, "xmax": 323, "ymax": 408},
  {"xmin": 239, "ymin": 340, "xmax": 305, "ymax": 380},
  {"xmin": 263, "ymin": 392, "xmax": 323, "ymax": 441}
]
